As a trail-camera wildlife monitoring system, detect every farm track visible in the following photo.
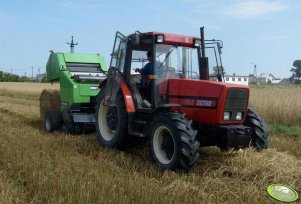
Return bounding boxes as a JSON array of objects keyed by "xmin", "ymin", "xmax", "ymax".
[{"xmin": 0, "ymin": 89, "xmax": 301, "ymax": 203}]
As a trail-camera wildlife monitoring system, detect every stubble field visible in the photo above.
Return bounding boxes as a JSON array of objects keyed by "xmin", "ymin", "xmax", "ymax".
[{"xmin": 0, "ymin": 82, "xmax": 300, "ymax": 203}]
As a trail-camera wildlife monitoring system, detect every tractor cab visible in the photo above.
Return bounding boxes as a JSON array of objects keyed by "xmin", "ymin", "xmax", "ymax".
[{"xmin": 105, "ymin": 28, "xmax": 224, "ymax": 111}]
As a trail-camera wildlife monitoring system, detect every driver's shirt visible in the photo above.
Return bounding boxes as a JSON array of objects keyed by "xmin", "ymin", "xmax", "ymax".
[
  {"xmin": 140, "ymin": 63, "xmax": 151, "ymax": 86},
  {"xmin": 140, "ymin": 61, "xmax": 162, "ymax": 86}
]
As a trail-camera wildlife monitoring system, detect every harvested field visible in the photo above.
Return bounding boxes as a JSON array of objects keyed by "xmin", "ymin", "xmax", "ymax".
[{"xmin": 0, "ymin": 82, "xmax": 300, "ymax": 203}]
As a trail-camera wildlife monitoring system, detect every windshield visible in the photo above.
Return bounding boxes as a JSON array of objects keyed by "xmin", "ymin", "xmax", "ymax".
[{"xmin": 155, "ymin": 44, "xmax": 200, "ymax": 79}]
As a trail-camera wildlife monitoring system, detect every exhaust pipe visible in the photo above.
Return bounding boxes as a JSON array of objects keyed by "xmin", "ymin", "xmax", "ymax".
[{"xmin": 199, "ymin": 27, "xmax": 209, "ymax": 80}]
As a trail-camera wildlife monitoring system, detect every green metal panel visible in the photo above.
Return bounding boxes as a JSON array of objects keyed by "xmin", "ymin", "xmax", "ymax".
[
  {"xmin": 46, "ymin": 52, "xmax": 108, "ymax": 81},
  {"xmin": 46, "ymin": 51, "xmax": 107, "ymax": 109},
  {"xmin": 59, "ymin": 71, "xmax": 101, "ymax": 109},
  {"xmin": 63, "ymin": 53, "xmax": 108, "ymax": 72},
  {"xmin": 79, "ymin": 84, "xmax": 99, "ymax": 96},
  {"xmin": 46, "ymin": 53, "xmax": 63, "ymax": 81}
]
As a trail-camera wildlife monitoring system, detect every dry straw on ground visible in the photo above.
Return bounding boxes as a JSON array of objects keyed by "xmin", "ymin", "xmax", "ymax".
[
  {"xmin": 39, "ymin": 89, "xmax": 60, "ymax": 120},
  {"xmin": 0, "ymin": 82, "xmax": 301, "ymax": 203},
  {"xmin": 250, "ymin": 85, "xmax": 301, "ymax": 126}
]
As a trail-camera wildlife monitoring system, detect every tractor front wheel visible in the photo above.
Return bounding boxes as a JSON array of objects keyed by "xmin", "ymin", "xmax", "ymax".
[
  {"xmin": 148, "ymin": 112, "xmax": 200, "ymax": 170},
  {"xmin": 95, "ymin": 89, "xmax": 128, "ymax": 149},
  {"xmin": 244, "ymin": 110, "xmax": 269, "ymax": 149}
]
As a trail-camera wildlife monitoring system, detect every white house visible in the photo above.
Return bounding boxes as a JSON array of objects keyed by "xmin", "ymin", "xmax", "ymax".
[
  {"xmin": 224, "ymin": 74, "xmax": 249, "ymax": 86},
  {"xmin": 257, "ymin": 73, "xmax": 281, "ymax": 84}
]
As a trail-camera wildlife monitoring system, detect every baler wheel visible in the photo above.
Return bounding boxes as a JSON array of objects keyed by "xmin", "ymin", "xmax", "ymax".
[
  {"xmin": 44, "ymin": 110, "xmax": 63, "ymax": 133},
  {"xmin": 149, "ymin": 112, "xmax": 200, "ymax": 170},
  {"xmin": 244, "ymin": 110, "xmax": 269, "ymax": 149}
]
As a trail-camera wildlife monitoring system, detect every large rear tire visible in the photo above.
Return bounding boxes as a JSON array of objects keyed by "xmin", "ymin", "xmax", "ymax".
[
  {"xmin": 95, "ymin": 89, "xmax": 128, "ymax": 149},
  {"xmin": 244, "ymin": 110, "xmax": 269, "ymax": 149},
  {"xmin": 148, "ymin": 112, "xmax": 200, "ymax": 170},
  {"xmin": 44, "ymin": 110, "xmax": 63, "ymax": 133}
]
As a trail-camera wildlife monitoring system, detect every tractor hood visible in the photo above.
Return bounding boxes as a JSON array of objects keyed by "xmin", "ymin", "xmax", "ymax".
[{"xmin": 166, "ymin": 78, "xmax": 250, "ymax": 125}]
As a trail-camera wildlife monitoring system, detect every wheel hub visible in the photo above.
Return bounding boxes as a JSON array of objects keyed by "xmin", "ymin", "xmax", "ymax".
[
  {"xmin": 106, "ymin": 106, "xmax": 118, "ymax": 130},
  {"xmin": 161, "ymin": 133, "xmax": 174, "ymax": 160}
]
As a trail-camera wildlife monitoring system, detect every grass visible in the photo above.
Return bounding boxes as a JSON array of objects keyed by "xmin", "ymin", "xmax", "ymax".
[
  {"xmin": 270, "ymin": 123, "xmax": 301, "ymax": 137},
  {"xmin": 0, "ymin": 82, "xmax": 301, "ymax": 203}
]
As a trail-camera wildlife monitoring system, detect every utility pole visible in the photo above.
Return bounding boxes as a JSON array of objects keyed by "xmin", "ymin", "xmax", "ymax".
[
  {"xmin": 251, "ymin": 63, "xmax": 257, "ymax": 78},
  {"xmin": 253, "ymin": 64, "xmax": 257, "ymax": 78},
  {"xmin": 67, "ymin": 36, "xmax": 78, "ymax": 53},
  {"xmin": 32, "ymin": 66, "xmax": 34, "ymax": 79},
  {"xmin": 37, "ymin": 68, "xmax": 40, "ymax": 81}
]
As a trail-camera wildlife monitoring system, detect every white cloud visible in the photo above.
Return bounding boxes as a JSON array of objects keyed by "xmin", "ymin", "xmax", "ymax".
[
  {"xmin": 62, "ymin": 0, "xmax": 100, "ymax": 10},
  {"xmin": 221, "ymin": 1, "xmax": 288, "ymax": 19}
]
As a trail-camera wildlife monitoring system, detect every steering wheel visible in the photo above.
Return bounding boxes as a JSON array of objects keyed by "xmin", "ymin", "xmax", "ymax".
[{"xmin": 165, "ymin": 67, "xmax": 176, "ymax": 72}]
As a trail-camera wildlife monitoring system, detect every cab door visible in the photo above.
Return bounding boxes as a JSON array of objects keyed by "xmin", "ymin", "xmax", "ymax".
[{"xmin": 104, "ymin": 32, "xmax": 128, "ymax": 106}]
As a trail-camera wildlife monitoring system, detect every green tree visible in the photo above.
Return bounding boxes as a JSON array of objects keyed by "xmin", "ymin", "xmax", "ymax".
[
  {"xmin": 0, "ymin": 71, "xmax": 3, "ymax": 81},
  {"xmin": 212, "ymin": 66, "xmax": 226, "ymax": 75},
  {"xmin": 290, "ymin": 60, "xmax": 301, "ymax": 83}
]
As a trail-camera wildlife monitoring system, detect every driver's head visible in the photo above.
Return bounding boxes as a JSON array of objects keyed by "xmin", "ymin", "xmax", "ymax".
[{"xmin": 146, "ymin": 50, "xmax": 152, "ymax": 61}]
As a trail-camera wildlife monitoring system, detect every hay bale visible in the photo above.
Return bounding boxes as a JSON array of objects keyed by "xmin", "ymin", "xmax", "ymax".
[{"xmin": 39, "ymin": 89, "xmax": 61, "ymax": 121}]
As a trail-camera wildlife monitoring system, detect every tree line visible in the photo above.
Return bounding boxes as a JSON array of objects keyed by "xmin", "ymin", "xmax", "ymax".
[{"xmin": 0, "ymin": 71, "xmax": 48, "ymax": 82}]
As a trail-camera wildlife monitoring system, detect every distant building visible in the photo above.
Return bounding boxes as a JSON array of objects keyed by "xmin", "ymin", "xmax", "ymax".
[
  {"xmin": 224, "ymin": 73, "xmax": 249, "ymax": 85},
  {"xmin": 278, "ymin": 78, "xmax": 291, "ymax": 85},
  {"xmin": 36, "ymin": 73, "xmax": 46, "ymax": 82},
  {"xmin": 257, "ymin": 73, "xmax": 281, "ymax": 84},
  {"xmin": 248, "ymin": 74, "xmax": 257, "ymax": 84}
]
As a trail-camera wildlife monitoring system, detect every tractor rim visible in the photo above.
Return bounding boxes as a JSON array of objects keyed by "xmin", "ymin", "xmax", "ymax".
[
  {"xmin": 153, "ymin": 126, "xmax": 175, "ymax": 165},
  {"xmin": 98, "ymin": 100, "xmax": 117, "ymax": 141}
]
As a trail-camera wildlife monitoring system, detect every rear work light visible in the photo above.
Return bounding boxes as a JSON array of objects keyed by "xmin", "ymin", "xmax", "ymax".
[
  {"xmin": 157, "ymin": 35, "xmax": 164, "ymax": 43},
  {"xmin": 194, "ymin": 39, "xmax": 201, "ymax": 47}
]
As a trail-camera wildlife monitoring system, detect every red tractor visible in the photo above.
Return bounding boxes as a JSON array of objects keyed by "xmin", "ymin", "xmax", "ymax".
[{"xmin": 95, "ymin": 27, "xmax": 269, "ymax": 170}]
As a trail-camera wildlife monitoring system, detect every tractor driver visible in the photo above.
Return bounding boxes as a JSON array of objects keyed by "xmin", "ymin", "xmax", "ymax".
[
  {"xmin": 135, "ymin": 50, "xmax": 156, "ymax": 87},
  {"xmin": 135, "ymin": 51, "xmax": 164, "ymax": 85},
  {"xmin": 134, "ymin": 50, "xmax": 162, "ymax": 101}
]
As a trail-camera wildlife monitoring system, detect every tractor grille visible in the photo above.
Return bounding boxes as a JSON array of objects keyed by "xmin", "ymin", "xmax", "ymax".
[{"xmin": 224, "ymin": 88, "xmax": 249, "ymax": 120}]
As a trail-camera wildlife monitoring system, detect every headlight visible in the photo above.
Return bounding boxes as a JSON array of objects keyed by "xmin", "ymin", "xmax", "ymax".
[
  {"xmin": 157, "ymin": 35, "xmax": 164, "ymax": 43},
  {"xmin": 223, "ymin": 112, "xmax": 231, "ymax": 120},
  {"xmin": 236, "ymin": 112, "xmax": 243, "ymax": 120}
]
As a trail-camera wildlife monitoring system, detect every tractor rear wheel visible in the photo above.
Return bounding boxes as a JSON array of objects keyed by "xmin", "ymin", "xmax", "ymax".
[
  {"xmin": 148, "ymin": 112, "xmax": 200, "ymax": 170},
  {"xmin": 95, "ymin": 89, "xmax": 128, "ymax": 149},
  {"xmin": 44, "ymin": 110, "xmax": 63, "ymax": 133},
  {"xmin": 244, "ymin": 110, "xmax": 269, "ymax": 149}
]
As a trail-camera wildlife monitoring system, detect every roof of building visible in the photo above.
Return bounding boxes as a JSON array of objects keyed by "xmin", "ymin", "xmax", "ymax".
[
  {"xmin": 258, "ymin": 73, "xmax": 275, "ymax": 79},
  {"xmin": 224, "ymin": 75, "xmax": 249, "ymax": 78}
]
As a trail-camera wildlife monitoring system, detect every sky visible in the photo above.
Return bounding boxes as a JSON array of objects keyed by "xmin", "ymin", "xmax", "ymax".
[{"xmin": 0, "ymin": 0, "xmax": 300, "ymax": 78}]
